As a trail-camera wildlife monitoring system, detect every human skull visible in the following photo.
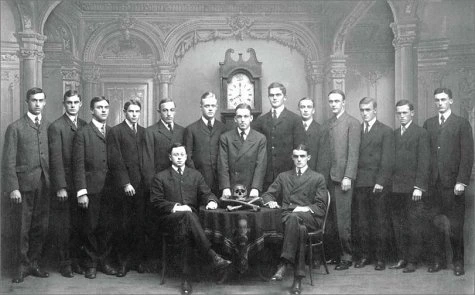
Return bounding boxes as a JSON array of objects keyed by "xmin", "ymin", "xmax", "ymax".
[{"xmin": 232, "ymin": 184, "xmax": 248, "ymax": 201}]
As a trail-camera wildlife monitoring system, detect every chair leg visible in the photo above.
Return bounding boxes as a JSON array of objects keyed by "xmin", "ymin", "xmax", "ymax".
[
  {"xmin": 309, "ymin": 244, "xmax": 314, "ymax": 286},
  {"xmin": 321, "ymin": 245, "xmax": 329, "ymax": 274},
  {"xmin": 160, "ymin": 237, "xmax": 166, "ymax": 285}
]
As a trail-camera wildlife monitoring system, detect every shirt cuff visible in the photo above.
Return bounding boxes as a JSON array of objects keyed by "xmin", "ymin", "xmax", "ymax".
[
  {"xmin": 414, "ymin": 186, "xmax": 424, "ymax": 192},
  {"xmin": 172, "ymin": 203, "xmax": 179, "ymax": 213},
  {"xmin": 77, "ymin": 189, "xmax": 87, "ymax": 198}
]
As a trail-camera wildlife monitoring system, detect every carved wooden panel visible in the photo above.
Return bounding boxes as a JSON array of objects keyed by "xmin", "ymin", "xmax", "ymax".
[{"xmin": 104, "ymin": 82, "xmax": 148, "ymax": 126}]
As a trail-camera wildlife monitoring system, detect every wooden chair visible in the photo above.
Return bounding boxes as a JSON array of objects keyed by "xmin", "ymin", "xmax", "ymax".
[{"xmin": 306, "ymin": 191, "xmax": 331, "ymax": 285}]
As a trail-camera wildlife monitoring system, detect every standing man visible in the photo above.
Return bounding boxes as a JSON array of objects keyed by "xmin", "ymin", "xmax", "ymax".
[
  {"xmin": 390, "ymin": 99, "xmax": 430, "ymax": 273},
  {"xmin": 184, "ymin": 92, "xmax": 226, "ymax": 195},
  {"xmin": 263, "ymin": 144, "xmax": 327, "ymax": 295},
  {"xmin": 48, "ymin": 90, "xmax": 87, "ymax": 277},
  {"xmin": 352, "ymin": 97, "xmax": 394, "ymax": 271},
  {"xmin": 107, "ymin": 99, "xmax": 146, "ymax": 277},
  {"xmin": 73, "ymin": 96, "xmax": 117, "ymax": 279},
  {"xmin": 150, "ymin": 143, "xmax": 232, "ymax": 295},
  {"xmin": 298, "ymin": 97, "xmax": 320, "ymax": 171},
  {"xmin": 218, "ymin": 103, "xmax": 267, "ymax": 198},
  {"xmin": 144, "ymin": 98, "xmax": 185, "ymax": 188},
  {"xmin": 423, "ymin": 87, "xmax": 473, "ymax": 276},
  {"xmin": 316, "ymin": 89, "xmax": 361, "ymax": 270},
  {"xmin": 2, "ymin": 87, "xmax": 50, "ymax": 283},
  {"xmin": 253, "ymin": 82, "xmax": 306, "ymax": 193}
]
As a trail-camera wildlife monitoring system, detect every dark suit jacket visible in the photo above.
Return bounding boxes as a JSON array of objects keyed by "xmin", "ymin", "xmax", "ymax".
[
  {"xmin": 184, "ymin": 119, "xmax": 226, "ymax": 191},
  {"xmin": 107, "ymin": 120, "xmax": 145, "ymax": 190},
  {"xmin": 261, "ymin": 168, "xmax": 328, "ymax": 224},
  {"xmin": 355, "ymin": 120, "xmax": 394, "ymax": 188},
  {"xmin": 72, "ymin": 122, "xmax": 111, "ymax": 195},
  {"xmin": 392, "ymin": 123, "xmax": 430, "ymax": 193},
  {"xmin": 423, "ymin": 113, "xmax": 474, "ymax": 187},
  {"xmin": 218, "ymin": 128, "xmax": 267, "ymax": 191},
  {"xmin": 304, "ymin": 120, "xmax": 321, "ymax": 171},
  {"xmin": 252, "ymin": 108, "xmax": 306, "ymax": 183},
  {"xmin": 316, "ymin": 112, "xmax": 361, "ymax": 184},
  {"xmin": 2, "ymin": 114, "xmax": 50, "ymax": 193},
  {"xmin": 143, "ymin": 121, "xmax": 184, "ymax": 187},
  {"xmin": 48, "ymin": 114, "xmax": 87, "ymax": 193},
  {"xmin": 150, "ymin": 166, "xmax": 217, "ymax": 216}
]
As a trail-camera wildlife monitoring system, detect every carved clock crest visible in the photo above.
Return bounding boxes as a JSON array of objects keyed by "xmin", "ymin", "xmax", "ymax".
[{"xmin": 219, "ymin": 48, "xmax": 262, "ymax": 125}]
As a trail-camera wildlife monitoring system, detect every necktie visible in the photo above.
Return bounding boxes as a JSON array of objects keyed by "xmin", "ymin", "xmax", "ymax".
[
  {"xmin": 35, "ymin": 116, "xmax": 40, "ymax": 128},
  {"xmin": 272, "ymin": 109, "xmax": 277, "ymax": 120},
  {"xmin": 364, "ymin": 122, "xmax": 369, "ymax": 134},
  {"xmin": 101, "ymin": 124, "xmax": 105, "ymax": 136},
  {"xmin": 401, "ymin": 125, "xmax": 406, "ymax": 136},
  {"xmin": 297, "ymin": 169, "xmax": 302, "ymax": 177},
  {"xmin": 168, "ymin": 123, "xmax": 173, "ymax": 133},
  {"xmin": 177, "ymin": 167, "xmax": 182, "ymax": 176},
  {"xmin": 440, "ymin": 115, "xmax": 445, "ymax": 125},
  {"xmin": 303, "ymin": 122, "xmax": 307, "ymax": 131},
  {"xmin": 240, "ymin": 131, "xmax": 245, "ymax": 142},
  {"xmin": 207, "ymin": 120, "xmax": 213, "ymax": 131},
  {"xmin": 73, "ymin": 118, "xmax": 77, "ymax": 127},
  {"xmin": 133, "ymin": 124, "xmax": 137, "ymax": 134}
]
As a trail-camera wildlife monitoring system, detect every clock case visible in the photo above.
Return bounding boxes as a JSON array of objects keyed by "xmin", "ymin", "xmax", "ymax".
[{"xmin": 219, "ymin": 48, "xmax": 262, "ymax": 127}]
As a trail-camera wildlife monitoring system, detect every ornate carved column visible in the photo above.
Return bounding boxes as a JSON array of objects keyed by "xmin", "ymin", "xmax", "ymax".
[
  {"xmin": 62, "ymin": 68, "xmax": 81, "ymax": 92},
  {"xmin": 391, "ymin": 22, "xmax": 417, "ymax": 104},
  {"xmin": 81, "ymin": 63, "xmax": 100, "ymax": 119},
  {"xmin": 306, "ymin": 61, "xmax": 325, "ymax": 122},
  {"xmin": 153, "ymin": 64, "xmax": 176, "ymax": 103},
  {"xmin": 328, "ymin": 54, "xmax": 348, "ymax": 92}
]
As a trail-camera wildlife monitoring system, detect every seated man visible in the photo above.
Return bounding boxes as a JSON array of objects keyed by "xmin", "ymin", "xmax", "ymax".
[
  {"xmin": 150, "ymin": 143, "xmax": 231, "ymax": 295},
  {"xmin": 262, "ymin": 144, "xmax": 328, "ymax": 295}
]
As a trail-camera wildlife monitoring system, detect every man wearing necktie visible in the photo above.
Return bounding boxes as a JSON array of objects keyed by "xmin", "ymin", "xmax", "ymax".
[
  {"xmin": 423, "ymin": 88, "xmax": 474, "ymax": 276},
  {"xmin": 107, "ymin": 99, "xmax": 147, "ymax": 277},
  {"xmin": 218, "ymin": 103, "xmax": 267, "ymax": 200},
  {"xmin": 352, "ymin": 97, "xmax": 394, "ymax": 271},
  {"xmin": 184, "ymin": 92, "xmax": 226, "ymax": 195},
  {"xmin": 263, "ymin": 144, "xmax": 328, "ymax": 295},
  {"xmin": 73, "ymin": 96, "xmax": 117, "ymax": 279},
  {"xmin": 298, "ymin": 97, "xmax": 321, "ymax": 171},
  {"xmin": 48, "ymin": 90, "xmax": 87, "ymax": 278},
  {"xmin": 389, "ymin": 100, "xmax": 430, "ymax": 273},
  {"xmin": 2, "ymin": 87, "xmax": 51, "ymax": 283}
]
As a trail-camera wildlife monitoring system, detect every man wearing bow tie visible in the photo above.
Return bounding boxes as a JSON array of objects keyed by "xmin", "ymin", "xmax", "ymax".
[
  {"xmin": 48, "ymin": 90, "xmax": 87, "ymax": 278},
  {"xmin": 423, "ymin": 88, "xmax": 473, "ymax": 276},
  {"xmin": 2, "ymin": 87, "xmax": 51, "ymax": 283}
]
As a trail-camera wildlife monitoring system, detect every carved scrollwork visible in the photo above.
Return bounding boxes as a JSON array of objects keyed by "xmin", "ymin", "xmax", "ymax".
[
  {"xmin": 228, "ymin": 15, "xmax": 253, "ymax": 40},
  {"xmin": 61, "ymin": 69, "xmax": 81, "ymax": 81},
  {"xmin": 19, "ymin": 49, "xmax": 44, "ymax": 59},
  {"xmin": 390, "ymin": 22, "xmax": 417, "ymax": 49},
  {"xmin": 1, "ymin": 54, "xmax": 19, "ymax": 62}
]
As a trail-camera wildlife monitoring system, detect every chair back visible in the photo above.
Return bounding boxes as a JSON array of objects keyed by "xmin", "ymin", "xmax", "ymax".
[{"xmin": 321, "ymin": 191, "xmax": 331, "ymax": 235}]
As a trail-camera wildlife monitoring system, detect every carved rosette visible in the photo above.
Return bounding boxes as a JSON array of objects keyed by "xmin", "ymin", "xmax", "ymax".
[{"xmin": 390, "ymin": 22, "xmax": 417, "ymax": 49}]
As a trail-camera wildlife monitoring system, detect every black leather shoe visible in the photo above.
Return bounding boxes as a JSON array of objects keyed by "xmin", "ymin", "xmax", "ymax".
[
  {"xmin": 181, "ymin": 279, "xmax": 193, "ymax": 295},
  {"xmin": 374, "ymin": 261, "xmax": 385, "ymax": 271},
  {"xmin": 116, "ymin": 265, "xmax": 128, "ymax": 277},
  {"xmin": 354, "ymin": 257, "xmax": 370, "ymax": 268},
  {"xmin": 85, "ymin": 267, "xmax": 96, "ymax": 279},
  {"xmin": 12, "ymin": 271, "xmax": 28, "ymax": 283},
  {"xmin": 326, "ymin": 258, "xmax": 340, "ymax": 265},
  {"xmin": 403, "ymin": 262, "xmax": 416, "ymax": 273},
  {"xmin": 290, "ymin": 277, "xmax": 302, "ymax": 295},
  {"xmin": 72, "ymin": 263, "xmax": 85, "ymax": 275},
  {"xmin": 454, "ymin": 263, "xmax": 465, "ymax": 276},
  {"xmin": 212, "ymin": 254, "xmax": 231, "ymax": 271},
  {"xmin": 30, "ymin": 266, "xmax": 49, "ymax": 278},
  {"xmin": 137, "ymin": 262, "xmax": 145, "ymax": 273},
  {"xmin": 270, "ymin": 264, "xmax": 287, "ymax": 281},
  {"xmin": 100, "ymin": 263, "xmax": 118, "ymax": 275},
  {"xmin": 428, "ymin": 262, "xmax": 446, "ymax": 273},
  {"xmin": 389, "ymin": 259, "xmax": 407, "ymax": 269},
  {"xmin": 335, "ymin": 260, "xmax": 352, "ymax": 270},
  {"xmin": 60, "ymin": 265, "xmax": 74, "ymax": 278}
]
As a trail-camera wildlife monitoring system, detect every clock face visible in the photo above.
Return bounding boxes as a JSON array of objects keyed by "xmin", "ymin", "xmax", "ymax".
[{"xmin": 227, "ymin": 73, "xmax": 255, "ymax": 109}]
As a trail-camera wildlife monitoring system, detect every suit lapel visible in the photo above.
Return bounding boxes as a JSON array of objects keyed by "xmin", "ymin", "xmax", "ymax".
[
  {"xmin": 90, "ymin": 122, "xmax": 106, "ymax": 142},
  {"xmin": 158, "ymin": 121, "xmax": 172, "ymax": 140},
  {"xmin": 360, "ymin": 120, "xmax": 380, "ymax": 150},
  {"xmin": 199, "ymin": 119, "xmax": 212, "ymax": 136},
  {"xmin": 236, "ymin": 130, "xmax": 258, "ymax": 160},
  {"xmin": 63, "ymin": 114, "xmax": 77, "ymax": 131},
  {"xmin": 25, "ymin": 114, "xmax": 38, "ymax": 130},
  {"xmin": 274, "ymin": 108, "xmax": 289, "ymax": 127}
]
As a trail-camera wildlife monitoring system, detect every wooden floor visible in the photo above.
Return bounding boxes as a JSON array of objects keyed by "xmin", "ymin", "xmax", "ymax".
[{"xmin": 1, "ymin": 263, "xmax": 473, "ymax": 294}]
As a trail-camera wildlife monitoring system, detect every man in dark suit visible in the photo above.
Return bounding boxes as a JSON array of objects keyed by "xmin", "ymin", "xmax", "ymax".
[
  {"xmin": 218, "ymin": 103, "xmax": 267, "ymax": 198},
  {"xmin": 144, "ymin": 98, "xmax": 185, "ymax": 188},
  {"xmin": 107, "ymin": 99, "xmax": 146, "ymax": 277},
  {"xmin": 316, "ymin": 89, "xmax": 361, "ymax": 270},
  {"xmin": 73, "ymin": 96, "xmax": 117, "ymax": 279},
  {"xmin": 263, "ymin": 144, "xmax": 327, "ymax": 295},
  {"xmin": 353, "ymin": 97, "xmax": 394, "ymax": 271},
  {"xmin": 390, "ymin": 99, "xmax": 430, "ymax": 273},
  {"xmin": 252, "ymin": 82, "xmax": 306, "ymax": 192},
  {"xmin": 2, "ymin": 87, "xmax": 50, "ymax": 283},
  {"xmin": 184, "ymin": 92, "xmax": 226, "ymax": 195},
  {"xmin": 423, "ymin": 87, "xmax": 474, "ymax": 276},
  {"xmin": 150, "ymin": 143, "xmax": 232, "ymax": 295},
  {"xmin": 298, "ymin": 97, "xmax": 320, "ymax": 171},
  {"xmin": 48, "ymin": 90, "xmax": 87, "ymax": 278}
]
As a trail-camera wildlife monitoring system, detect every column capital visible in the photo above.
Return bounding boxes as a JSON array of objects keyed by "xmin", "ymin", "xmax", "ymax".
[
  {"xmin": 390, "ymin": 22, "xmax": 417, "ymax": 49},
  {"xmin": 305, "ymin": 60, "xmax": 325, "ymax": 84},
  {"xmin": 82, "ymin": 64, "xmax": 100, "ymax": 83},
  {"xmin": 153, "ymin": 63, "xmax": 176, "ymax": 84}
]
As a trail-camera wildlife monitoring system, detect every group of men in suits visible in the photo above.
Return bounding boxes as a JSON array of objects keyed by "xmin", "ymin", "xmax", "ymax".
[{"xmin": 2, "ymin": 84, "xmax": 473, "ymax": 294}]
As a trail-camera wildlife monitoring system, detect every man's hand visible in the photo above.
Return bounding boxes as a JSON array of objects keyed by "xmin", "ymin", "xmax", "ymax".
[
  {"xmin": 174, "ymin": 204, "xmax": 192, "ymax": 212},
  {"xmin": 10, "ymin": 190, "xmax": 21, "ymax": 204},
  {"xmin": 78, "ymin": 195, "xmax": 89, "ymax": 209},
  {"xmin": 412, "ymin": 188, "xmax": 422, "ymax": 201},
  {"xmin": 221, "ymin": 188, "xmax": 231, "ymax": 198},
  {"xmin": 341, "ymin": 177, "xmax": 352, "ymax": 192},
  {"xmin": 124, "ymin": 184, "xmax": 136, "ymax": 197},
  {"xmin": 266, "ymin": 201, "xmax": 280, "ymax": 209},
  {"xmin": 206, "ymin": 201, "xmax": 218, "ymax": 210},
  {"xmin": 372, "ymin": 184, "xmax": 383, "ymax": 194},
  {"xmin": 249, "ymin": 189, "xmax": 259, "ymax": 198},
  {"xmin": 57, "ymin": 188, "xmax": 68, "ymax": 201},
  {"xmin": 293, "ymin": 206, "xmax": 310, "ymax": 212},
  {"xmin": 454, "ymin": 183, "xmax": 465, "ymax": 196}
]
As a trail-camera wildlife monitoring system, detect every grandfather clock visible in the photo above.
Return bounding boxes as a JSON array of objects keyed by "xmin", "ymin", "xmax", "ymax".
[{"xmin": 219, "ymin": 48, "xmax": 262, "ymax": 126}]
